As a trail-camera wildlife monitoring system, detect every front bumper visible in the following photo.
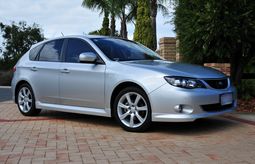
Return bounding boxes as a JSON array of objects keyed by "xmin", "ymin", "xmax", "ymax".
[{"xmin": 149, "ymin": 83, "xmax": 237, "ymax": 122}]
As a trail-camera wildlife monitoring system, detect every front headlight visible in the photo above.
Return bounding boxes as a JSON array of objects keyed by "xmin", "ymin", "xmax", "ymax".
[{"xmin": 164, "ymin": 76, "xmax": 206, "ymax": 89}]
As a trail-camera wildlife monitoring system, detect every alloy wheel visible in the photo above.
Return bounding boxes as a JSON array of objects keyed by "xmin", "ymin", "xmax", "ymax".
[
  {"xmin": 18, "ymin": 87, "xmax": 33, "ymax": 113},
  {"xmin": 117, "ymin": 92, "xmax": 148, "ymax": 128}
]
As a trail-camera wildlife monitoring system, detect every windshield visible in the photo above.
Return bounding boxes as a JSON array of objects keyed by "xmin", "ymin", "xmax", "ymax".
[{"xmin": 91, "ymin": 38, "xmax": 162, "ymax": 61}]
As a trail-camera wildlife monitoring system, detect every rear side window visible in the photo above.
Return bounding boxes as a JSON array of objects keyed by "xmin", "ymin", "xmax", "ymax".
[
  {"xmin": 39, "ymin": 39, "xmax": 64, "ymax": 62},
  {"xmin": 65, "ymin": 38, "xmax": 95, "ymax": 63},
  {"xmin": 29, "ymin": 44, "xmax": 43, "ymax": 61}
]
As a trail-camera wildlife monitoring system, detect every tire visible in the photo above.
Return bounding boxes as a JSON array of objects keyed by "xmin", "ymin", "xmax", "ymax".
[
  {"xmin": 113, "ymin": 87, "xmax": 152, "ymax": 132},
  {"xmin": 16, "ymin": 83, "xmax": 41, "ymax": 116}
]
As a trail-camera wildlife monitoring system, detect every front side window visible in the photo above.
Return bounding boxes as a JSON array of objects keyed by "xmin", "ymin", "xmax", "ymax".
[
  {"xmin": 65, "ymin": 38, "xmax": 95, "ymax": 63},
  {"xmin": 91, "ymin": 38, "xmax": 162, "ymax": 61},
  {"xmin": 39, "ymin": 39, "xmax": 63, "ymax": 62}
]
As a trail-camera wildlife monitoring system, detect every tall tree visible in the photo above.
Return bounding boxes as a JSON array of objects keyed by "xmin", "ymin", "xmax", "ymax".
[
  {"xmin": 134, "ymin": 0, "xmax": 154, "ymax": 49},
  {"xmin": 108, "ymin": 0, "xmax": 123, "ymax": 36},
  {"xmin": 0, "ymin": 21, "xmax": 44, "ymax": 70},
  {"xmin": 100, "ymin": 11, "xmax": 111, "ymax": 35},
  {"xmin": 173, "ymin": 0, "xmax": 255, "ymax": 86},
  {"xmin": 82, "ymin": 0, "xmax": 116, "ymax": 36},
  {"xmin": 118, "ymin": 0, "xmax": 137, "ymax": 39},
  {"xmin": 150, "ymin": 0, "xmax": 169, "ymax": 50}
]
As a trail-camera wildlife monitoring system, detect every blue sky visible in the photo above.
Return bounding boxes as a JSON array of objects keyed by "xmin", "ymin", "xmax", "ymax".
[{"xmin": 0, "ymin": 0, "xmax": 176, "ymax": 52}]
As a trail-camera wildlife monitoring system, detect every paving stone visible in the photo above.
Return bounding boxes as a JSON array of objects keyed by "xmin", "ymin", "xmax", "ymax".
[{"xmin": 0, "ymin": 102, "xmax": 255, "ymax": 163}]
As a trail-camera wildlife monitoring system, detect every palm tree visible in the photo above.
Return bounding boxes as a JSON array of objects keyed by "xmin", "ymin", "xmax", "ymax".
[
  {"xmin": 150, "ymin": 0, "xmax": 169, "ymax": 50},
  {"xmin": 104, "ymin": 0, "xmax": 120, "ymax": 36},
  {"xmin": 82, "ymin": 0, "xmax": 138, "ymax": 38},
  {"xmin": 82, "ymin": 0, "xmax": 115, "ymax": 36},
  {"xmin": 118, "ymin": 0, "xmax": 137, "ymax": 39}
]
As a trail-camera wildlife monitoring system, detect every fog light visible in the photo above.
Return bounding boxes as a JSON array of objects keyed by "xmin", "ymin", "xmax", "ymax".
[{"xmin": 174, "ymin": 105, "xmax": 193, "ymax": 114}]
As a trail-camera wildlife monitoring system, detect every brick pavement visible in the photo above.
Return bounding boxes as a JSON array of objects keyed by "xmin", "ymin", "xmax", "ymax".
[{"xmin": 0, "ymin": 101, "xmax": 255, "ymax": 164}]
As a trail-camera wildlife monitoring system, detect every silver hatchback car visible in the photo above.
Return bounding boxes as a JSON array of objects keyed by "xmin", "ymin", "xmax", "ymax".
[{"xmin": 12, "ymin": 35, "xmax": 237, "ymax": 131}]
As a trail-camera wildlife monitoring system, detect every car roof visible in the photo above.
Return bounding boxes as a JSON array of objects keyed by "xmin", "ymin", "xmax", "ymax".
[
  {"xmin": 31, "ymin": 35, "xmax": 135, "ymax": 50},
  {"xmin": 48, "ymin": 35, "xmax": 108, "ymax": 40},
  {"xmin": 30, "ymin": 35, "xmax": 110, "ymax": 49}
]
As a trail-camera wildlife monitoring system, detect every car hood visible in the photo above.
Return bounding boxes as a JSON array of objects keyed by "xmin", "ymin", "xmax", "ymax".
[{"xmin": 120, "ymin": 60, "xmax": 226, "ymax": 79}]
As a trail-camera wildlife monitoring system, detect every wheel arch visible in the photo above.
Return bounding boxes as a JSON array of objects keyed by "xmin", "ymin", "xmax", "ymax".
[
  {"xmin": 14, "ymin": 80, "xmax": 32, "ymax": 103},
  {"xmin": 110, "ymin": 81, "xmax": 149, "ymax": 117}
]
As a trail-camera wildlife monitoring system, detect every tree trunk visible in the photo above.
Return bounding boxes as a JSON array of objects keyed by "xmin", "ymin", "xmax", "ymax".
[
  {"xmin": 230, "ymin": 50, "xmax": 244, "ymax": 98},
  {"xmin": 120, "ymin": 10, "xmax": 128, "ymax": 39},
  {"xmin": 110, "ymin": 14, "xmax": 116, "ymax": 36},
  {"xmin": 150, "ymin": 0, "xmax": 157, "ymax": 51},
  {"xmin": 120, "ymin": 19, "xmax": 123, "ymax": 38},
  {"xmin": 122, "ymin": 15, "xmax": 127, "ymax": 39}
]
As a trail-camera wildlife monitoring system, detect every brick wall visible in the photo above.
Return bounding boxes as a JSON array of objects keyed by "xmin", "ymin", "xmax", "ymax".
[{"xmin": 204, "ymin": 63, "xmax": 230, "ymax": 76}]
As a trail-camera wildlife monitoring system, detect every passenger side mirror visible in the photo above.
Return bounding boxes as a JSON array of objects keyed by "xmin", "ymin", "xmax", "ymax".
[{"xmin": 79, "ymin": 52, "xmax": 97, "ymax": 63}]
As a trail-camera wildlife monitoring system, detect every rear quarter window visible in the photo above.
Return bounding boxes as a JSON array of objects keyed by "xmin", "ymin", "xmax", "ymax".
[
  {"xmin": 29, "ymin": 44, "xmax": 43, "ymax": 61},
  {"xmin": 38, "ymin": 39, "xmax": 64, "ymax": 62}
]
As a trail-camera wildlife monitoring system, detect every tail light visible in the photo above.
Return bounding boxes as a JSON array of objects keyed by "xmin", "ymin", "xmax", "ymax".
[{"xmin": 13, "ymin": 66, "xmax": 16, "ymax": 72}]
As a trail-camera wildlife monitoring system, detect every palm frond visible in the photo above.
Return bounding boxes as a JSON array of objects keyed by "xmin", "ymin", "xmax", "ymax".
[{"xmin": 157, "ymin": 3, "xmax": 170, "ymax": 17}]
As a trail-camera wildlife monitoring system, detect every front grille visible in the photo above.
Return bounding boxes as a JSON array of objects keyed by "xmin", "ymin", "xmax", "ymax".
[
  {"xmin": 204, "ymin": 78, "xmax": 228, "ymax": 89},
  {"xmin": 201, "ymin": 103, "xmax": 233, "ymax": 112}
]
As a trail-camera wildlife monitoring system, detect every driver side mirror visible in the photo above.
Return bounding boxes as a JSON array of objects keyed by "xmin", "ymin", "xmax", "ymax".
[{"xmin": 79, "ymin": 52, "xmax": 97, "ymax": 63}]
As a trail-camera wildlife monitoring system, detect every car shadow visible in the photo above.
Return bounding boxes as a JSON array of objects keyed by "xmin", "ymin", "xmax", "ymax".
[
  {"xmin": 39, "ymin": 110, "xmax": 118, "ymax": 127},
  {"xmin": 150, "ymin": 117, "xmax": 240, "ymax": 135},
  {"xmin": 38, "ymin": 110, "xmax": 240, "ymax": 135}
]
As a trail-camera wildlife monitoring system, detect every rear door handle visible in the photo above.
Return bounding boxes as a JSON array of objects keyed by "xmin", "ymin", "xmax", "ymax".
[
  {"xmin": 30, "ymin": 67, "xmax": 38, "ymax": 71},
  {"xmin": 61, "ymin": 68, "xmax": 70, "ymax": 73}
]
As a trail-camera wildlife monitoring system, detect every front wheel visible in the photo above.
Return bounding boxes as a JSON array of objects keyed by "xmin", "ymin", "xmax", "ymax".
[
  {"xmin": 16, "ymin": 83, "xmax": 41, "ymax": 116},
  {"xmin": 113, "ymin": 87, "xmax": 152, "ymax": 132}
]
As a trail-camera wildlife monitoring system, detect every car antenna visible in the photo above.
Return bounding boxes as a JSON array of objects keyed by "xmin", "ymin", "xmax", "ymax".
[{"xmin": 61, "ymin": 32, "xmax": 64, "ymax": 36}]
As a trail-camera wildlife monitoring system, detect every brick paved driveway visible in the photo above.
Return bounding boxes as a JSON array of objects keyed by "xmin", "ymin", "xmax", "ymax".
[{"xmin": 0, "ymin": 101, "xmax": 255, "ymax": 164}]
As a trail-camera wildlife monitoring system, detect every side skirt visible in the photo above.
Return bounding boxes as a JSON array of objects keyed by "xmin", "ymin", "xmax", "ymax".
[{"xmin": 36, "ymin": 101, "xmax": 110, "ymax": 117}]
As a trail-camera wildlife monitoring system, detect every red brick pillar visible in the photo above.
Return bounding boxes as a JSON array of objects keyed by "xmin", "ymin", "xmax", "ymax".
[{"xmin": 159, "ymin": 37, "xmax": 177, "ymax": 61}]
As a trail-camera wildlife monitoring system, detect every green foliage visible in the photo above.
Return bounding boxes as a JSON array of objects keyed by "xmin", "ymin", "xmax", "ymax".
[
  {"xmin": 134, "ymin": 0, "xmax": 154, "ymax": 49},
  {"xmin": 100, "ymin": 12, "xmax": 111, "ymax": 35},
  {"xmin": 88, "ymin": 12, "xmax": 111, "ymax": 36},
  {"xmin": 82, "ymin": 0, "xmax": 120, "ymax": 36},
  {"xmin": 244, "ymin": 57, "xmax": 255, "ymax": 73},
  {"xmin": 88, "ymin": 30, "xmax": 101, "ymax": 35},
  {"xmin": 82, "ymin": 0, "xmax": 168, "ymax": 42},
  {"xmin": 174, "ymin": 0, "xmax": 255, "ymax": 63},
  {"xmin": 82, "ymin": 0, "xmax": 137, "ymax": 38},
  {"xmin": 238, "ymin": 79, "xmax": 255, "ymax": 100},
  {"xmin": 89, "ymin": 29, "xmax": 119, "ymax": 36},
  {"xmin": 82, "ymin": 0, "xmax": 111, "ymax": 36},
  {"xmin": 0, "ymin": 21, "xmax": 44, "ymax": 70},
  {"xmin": 239, "ymin": 58, "xmax": 255, "ymax": 99},
  {"xmin": 82, "ymin": 0, "xmax": 109, "ymax": 14},
  {"xmin": 173, "ymin": 0, "xmax": 255, "ymax": 85}
]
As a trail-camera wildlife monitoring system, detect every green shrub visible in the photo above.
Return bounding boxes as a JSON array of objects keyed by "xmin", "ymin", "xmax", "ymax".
[
  {"xmin": 238, "ymin": 79, "xmax": 255, "ymax": 100},
  {"xmin": 238, "ymin": 57, "xmax": 255, "ymax": 99}
]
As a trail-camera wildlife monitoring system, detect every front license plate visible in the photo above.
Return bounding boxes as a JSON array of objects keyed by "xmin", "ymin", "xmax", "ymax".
[{"xmin": 221, "ymin": 93, "xmax": 233, "ymax": 106}]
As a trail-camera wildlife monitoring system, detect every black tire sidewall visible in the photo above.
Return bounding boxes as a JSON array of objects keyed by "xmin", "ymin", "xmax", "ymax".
[{"xmin": 113, "ymin": 87, "xmax": 152, "ymax": 132}]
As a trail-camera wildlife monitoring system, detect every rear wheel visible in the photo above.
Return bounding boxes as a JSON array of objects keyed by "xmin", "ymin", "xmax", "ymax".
[
  {"xmin": 16, "ymin": 83, "xmax": 41, "ymax": 116},
  {"xmin": 113, "ymin": 87, "xmax": 151, "ymax": 132}
]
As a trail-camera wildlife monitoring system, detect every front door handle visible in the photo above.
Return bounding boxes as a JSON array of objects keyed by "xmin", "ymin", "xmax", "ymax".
[
  {"xmin": 61, "ymin": 68, "xmax": 70, "ymax": 73},
  {"xmin": 30, "ymin": 67, "xmax": 38, "ymax": 71}
]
